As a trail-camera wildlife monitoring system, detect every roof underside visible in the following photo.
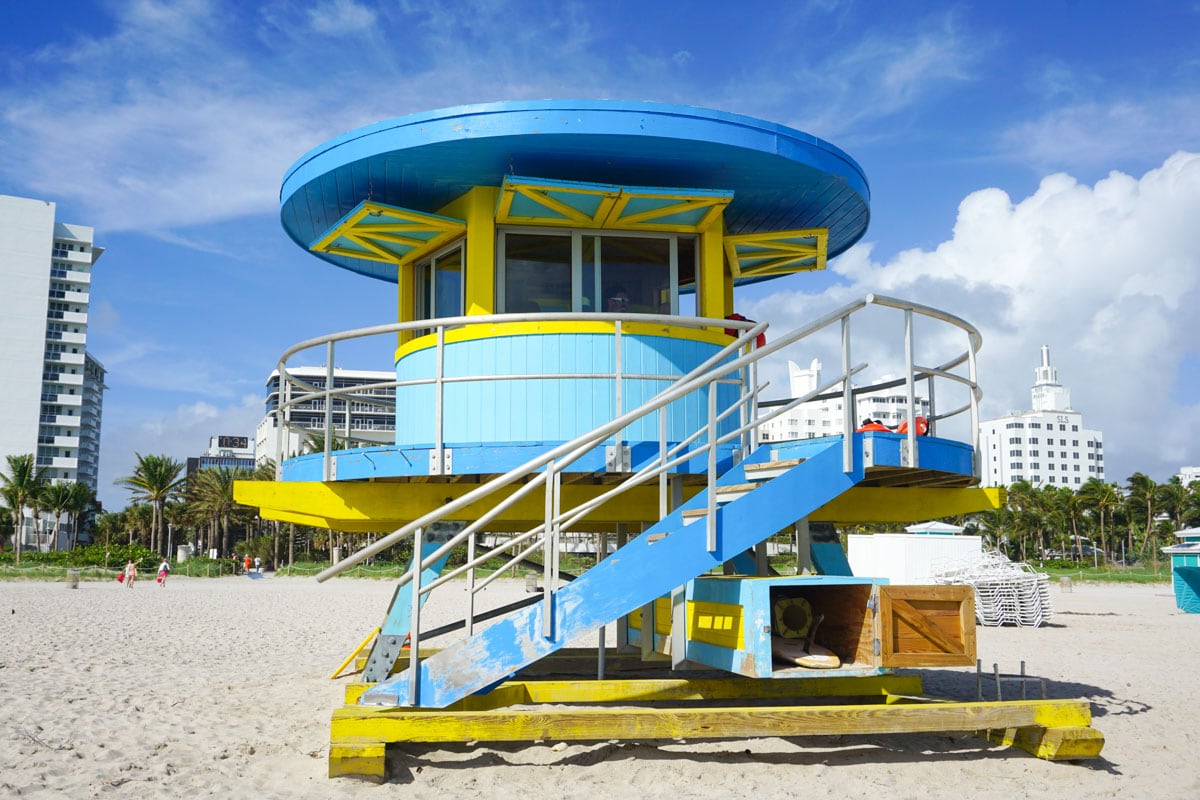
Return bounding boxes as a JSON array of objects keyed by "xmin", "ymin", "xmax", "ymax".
[{"xmin": 281, "ymin": 101, "xmax": 870, "ymax": 283}]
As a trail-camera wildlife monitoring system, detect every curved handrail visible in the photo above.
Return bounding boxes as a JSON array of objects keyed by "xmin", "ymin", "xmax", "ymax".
[{"xmin": 309, "ymin": 293, "xmax": 982, "ymax": 588}]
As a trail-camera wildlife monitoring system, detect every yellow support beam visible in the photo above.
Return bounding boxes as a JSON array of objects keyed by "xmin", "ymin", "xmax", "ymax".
[
  {"xmin": 698, "ymin": 216, "xmax": 728, "ymax": 320},
  {"xmin": 812, "ymin": 486, "xmax": 1004, "ymax": 523},
  {"xmin": 437, "ymin": 186, "xmax": 498, "ymax": 315},
  {"xmin": 234, "ymin": 478, "xmax": 688, "ymax": 532},
  {"xmin": 986, "ymin": 724, "xmax": 1106, "ymax": 761},
  {"xmin": 330, "ymin": 696, "xmax": 1096, "ymax": 745}
]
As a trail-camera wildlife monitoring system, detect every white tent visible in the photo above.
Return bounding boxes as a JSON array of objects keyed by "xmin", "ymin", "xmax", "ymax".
[{"xmin": 904, "ymin": 520, "xmax": 965, "ymax": 535}]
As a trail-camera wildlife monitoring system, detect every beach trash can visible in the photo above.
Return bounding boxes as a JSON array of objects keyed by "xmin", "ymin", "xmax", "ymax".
[{"xmin": 67, "ymin": 568, "xmax": 81, "ymax": 589}]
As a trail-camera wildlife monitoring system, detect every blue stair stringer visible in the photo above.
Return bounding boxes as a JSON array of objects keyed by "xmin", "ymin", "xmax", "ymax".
[{"xmin": 360, "ymin": 435, "xmax": 863, "ymax": 708}]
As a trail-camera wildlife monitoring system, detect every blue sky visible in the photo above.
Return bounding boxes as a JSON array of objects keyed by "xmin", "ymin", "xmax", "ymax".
[{"xmin": 1, "ymin": 0, "xmax": 1198, "ymax": 512}]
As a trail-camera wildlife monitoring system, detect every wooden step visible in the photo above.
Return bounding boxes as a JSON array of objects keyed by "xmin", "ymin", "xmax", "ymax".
[
  {"xmin": 714, "ymin": 482, "xmax": 758, "ymax": 501},
  {"xmin": 743, "ymin": 458, "xmax": 807, "ymax": 481}
]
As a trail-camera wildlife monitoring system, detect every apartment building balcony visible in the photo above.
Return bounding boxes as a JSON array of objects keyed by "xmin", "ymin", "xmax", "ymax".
[
  {"xmin": 46, "ymin": 351, "xmax": 86, "ymax": 366},
  {"xmin": 46, "ymin": 330, "xmax": 86, "ymax": 344}
]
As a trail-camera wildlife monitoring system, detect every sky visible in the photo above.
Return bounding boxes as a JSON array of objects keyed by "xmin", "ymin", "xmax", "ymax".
[{"xmin": 1, "ymin": 0, "xmax": 1198, "ymax": 513}]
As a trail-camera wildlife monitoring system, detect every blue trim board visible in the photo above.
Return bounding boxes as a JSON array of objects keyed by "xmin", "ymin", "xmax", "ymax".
[{"xmin": 280, "ymin": 101, "xmax": 870, "ymax": 282}]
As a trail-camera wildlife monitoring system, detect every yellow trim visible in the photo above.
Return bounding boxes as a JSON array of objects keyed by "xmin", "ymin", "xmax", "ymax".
[
  {"xmin": 394, "ymin": 319, "xmax": 734, "ymax": 362},
  {"xmin": 331, "ymin": 627, "xmax": 380, "ymax": 680},
  {"xmin": 330, "ymin": 697, "xmax": 1098, "ymax": 748},
  {"xmin": 234, "ymin": 479, "xmax": 696, "ymax": 532},
  {"xmin": 628, "ymin": 596, "xmax": 672, "ymax": 635},
  {"xmin": 496, "ymin": 177, "xmax": 730, "ymax": 233},
  {"xmin": 310, "ymin": 201, "xmax": 466, "ymax": 268},
  {"xmin": 396, "ymin": 262, "xmax": 414, "ymax": 346},
  {"xmin": 438, "ymin": 187, "xmax": 498, "ymax": 315},
  {"xmin": 812, "ymin": 486, "xmax": 1005, "ymax": 523},
  {"xmin": 606, "ymin": 194, "xmax": 730, "ymax": 233},
  {"xmin": 687, "ymin": 600, "xmax": 744, "ymax": 650},
  {"xmin": 698, "ymin": 216, "xmax": 728, "ymax": 319},
  {"xmin": 724, "ymin": 228, "xmax": 828, "ymax": 280}
]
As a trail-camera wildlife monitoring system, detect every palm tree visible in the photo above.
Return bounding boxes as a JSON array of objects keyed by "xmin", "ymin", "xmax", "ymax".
[
  {"xmin": 1156, "ymin": 477, "xmax": 1189, "ymax": 532},
  {"xmin": 116, "ymin": 454, "xmax": 186, "ymax": 556},
  {"xmin": 1078, "ymin": 478, "xmax": 1120, "ymax": 561},
  {"xmin": 66, "ymin": 482, "xmax": 97, "ymax": 549},
  {"xmin": 1, "ymin": 454, "xmax": 49, "ymax": 564},
  {"xmin": 187, "ymin": 467, "xmax": 253, "ymax": 557},
  {"xmin": 40, "ymin": 482, "xmax": 75, "ymax": 552},
  {"xmin": 1125, "ymin": 472, "xmax": 1160, "ymax": 566},
  {"xmin": 1183, "ymin": 479, "xmax": 1200, "ymax": 529}
]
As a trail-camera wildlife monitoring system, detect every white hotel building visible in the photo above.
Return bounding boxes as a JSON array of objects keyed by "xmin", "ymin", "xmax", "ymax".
[
  {"xmin": 758, "ymin": 358, "xmax": 930, "ymax": 441},
  {"xmin": 255, "ymin": 367, "xmax": 396, "ymax": 465},
  {"xmin": 978, "ymin": 346, "xmax": 1104, "ymax": 489},
  {"xmin": 0, "ymin": 195, "xmax": 105, "ymax": 493}
]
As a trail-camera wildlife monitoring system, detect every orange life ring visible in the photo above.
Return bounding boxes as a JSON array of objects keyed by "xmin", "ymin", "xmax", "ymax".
[{"xmin": 896, "ymin": 416, "xmax": 929, "ymax": 436}]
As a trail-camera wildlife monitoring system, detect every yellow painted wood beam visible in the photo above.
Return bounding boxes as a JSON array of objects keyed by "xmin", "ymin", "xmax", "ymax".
[
  {"xmin": 812, "ymin": 486, "xmax": 1004, "ymax": 523},
  {"xmin": 986, "ymin": 724, "xmax": 1106, "ymax": 761},
  {"xmin": 698, "ymin": 216, "xmax": 727, "ymax": 320},
  {"xmin": 345, "ymin": 675, "xmax": 923, "ymax": 708},
  {"xmin": 329, "ymin": 739, "xmax": 386, "ymax": 782},
  {"xmin": 330, "ymin": 697, "xmax": 1096, "ymax": 744},
  {"xmin": 438, "ymin": 186, "xmax": 498, "ymax": 315},
  {"xmin": 234, "ymin": 479, "xmax": 690, "ymax": 532}
]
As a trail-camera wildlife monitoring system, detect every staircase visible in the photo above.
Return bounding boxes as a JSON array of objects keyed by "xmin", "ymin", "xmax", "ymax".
[{"xmin": 360, "ymin": 436, "xmax": 864, "ymax": 707}]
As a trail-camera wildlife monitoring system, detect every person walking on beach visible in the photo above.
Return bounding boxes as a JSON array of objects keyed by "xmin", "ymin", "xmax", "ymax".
[
  {"xmin": 244, "ymin": 554, "xmax": 253, "ymax": 575},
  {"xmin": 157, "ymin": 558, "xmax": 170, "ymax": 587},
  {"xmin": 123, "ymin": 560, "xmax": 138, "ymax": 588}
]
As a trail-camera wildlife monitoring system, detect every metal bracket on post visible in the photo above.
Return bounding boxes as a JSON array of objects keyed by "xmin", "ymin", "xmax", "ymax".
[
  {"xmin": 861, "ymin": 438, "xmax": 874, "ymax": 469},
  {"xmin": 362, "ymin": 635, "xmax": 406, "ymax": 685},
  {"xmin": 604, "ymin": 444, "xmax": 630, "ymax": 473},
  {"xmin": 901, "ymin": 437, "xmax": 914, "ymax": 468},
  {"xmin": 428, "ymin": 448, "xmax": 453, "ymax": 476}
]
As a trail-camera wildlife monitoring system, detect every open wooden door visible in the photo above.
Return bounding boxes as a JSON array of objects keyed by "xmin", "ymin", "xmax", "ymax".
[{"xmin": 877, "ymin": 585, "xmax": 976, "ymax": 667}]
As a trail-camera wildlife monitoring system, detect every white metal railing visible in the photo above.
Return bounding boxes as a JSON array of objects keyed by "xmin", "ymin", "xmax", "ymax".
[
  {"xmin": 271, "ymin": 294, "xmax": 982, "ymax": 703},
  {"xmin": 271, "ymin": 312, "xmax": 758, "ymax": 481}
]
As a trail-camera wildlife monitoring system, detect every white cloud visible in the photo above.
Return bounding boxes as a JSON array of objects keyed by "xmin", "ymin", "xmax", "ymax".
[
  {"xmin": 98, "ymin": 393, "xmax": 263, "ymax": 511},
  {"xmin": 307, "ymin": 0, "xmax": 377, "ymax": 34},
  {"xmin": 742, "ymin": 151, "xmax": 1200, "ymax": 484},
  {"xmin": 1001, "ymin": 95, "xmax": 1200, "ymax": 172}
]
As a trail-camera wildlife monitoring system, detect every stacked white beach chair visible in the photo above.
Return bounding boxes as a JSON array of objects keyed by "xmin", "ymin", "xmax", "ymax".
[{"xmin": 933, "ymin": 551, "xmax": 1052, "ymax": 627}]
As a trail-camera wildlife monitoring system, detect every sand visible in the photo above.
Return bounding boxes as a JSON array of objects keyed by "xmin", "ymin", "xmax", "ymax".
[{"xmin": 1, "ymin": 574, "xmax": 1196, "ymax": 799}]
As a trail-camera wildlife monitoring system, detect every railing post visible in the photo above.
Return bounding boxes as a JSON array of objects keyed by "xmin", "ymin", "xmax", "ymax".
[
  {"xmin": 466, "ymin": 529, "xmax": 476, "ymax": 636},
  {"xmin": 274, "ymin": 366, "xmax": 287, "ymax": 480},
  {"xmin": 614, "ymin": 319, "xmax": 624, "ymax": 471},
  {"xmin": 706, "ymin": 381, "xmax": 718, "ymax": 552},
  {"xmin": 406, "ymin": 526, "xmax": 423, "ymax": 707},
  {"xmin": 926, "ymin": 376, "xmax": 937, "ymax": 437},
  {"xmin": 543, "ymin": 461, "xmax": 556, "ymax": 638},
  {"xmin": 432, "ymin": 324, "xmax": 445, "ymax": 475},
  {"xmin": 748, "ymin": 355, "xmax": 759, "ymax": 452},
  {"xmin": 968, "ymin": 338, "xmax": 980, "ymax": 480},
  {"xmin": 659, "ymin": 405, "xmax": 668, "ymax": 521},
  {"xmin": 323, "ymin": 342, "xmax": 335, "ymax": 481},
  {"xmin": 903, "ymin": 308, "xmax": 917, "ymax": 468},
  {"xmin": 841, "ymin": 315, "xmax": 854, "ymax": 472}
]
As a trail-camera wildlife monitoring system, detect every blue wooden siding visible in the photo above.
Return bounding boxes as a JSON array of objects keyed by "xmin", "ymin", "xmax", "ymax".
[{"xmin": 394, "ymin": 332, "xmax": 739, "ymax": 447}]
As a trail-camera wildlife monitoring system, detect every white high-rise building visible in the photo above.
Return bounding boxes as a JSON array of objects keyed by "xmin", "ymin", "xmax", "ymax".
[
  {"xmin": 1177, "ymin": 466, "xmax": 1200, "ymax": 488},
  {"xmin": 255, "ymin": 367, "xmax": 396, "ymax": 465},
  {"xmin": 978, "ymin": 346, "xmax": 1104, "ymax": 489},
  {"xmin": 0, "ymin": 195, "xmax": 105, "ymax": 493},
  {"xmin": 759, "ymin": 358, "xmax": 930, "ymax": 441}
]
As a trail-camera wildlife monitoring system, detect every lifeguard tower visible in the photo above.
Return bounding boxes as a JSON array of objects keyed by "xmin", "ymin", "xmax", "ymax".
[{"xmin": 233, "ymin": 101, "xmax": 1103, "ymax": 780}]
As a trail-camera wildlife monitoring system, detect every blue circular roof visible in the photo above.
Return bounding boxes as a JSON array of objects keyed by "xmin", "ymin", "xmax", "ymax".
[{"xmin": 281, "ymin": 100, "xmax": 870, "ymax": 282}]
